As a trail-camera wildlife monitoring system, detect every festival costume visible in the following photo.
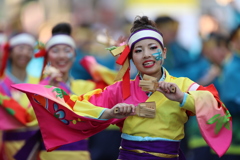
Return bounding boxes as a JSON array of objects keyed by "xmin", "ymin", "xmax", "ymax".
[
  {"xmin": 34, "ymin": 63, "xmax": 116, "ymax": 160},
  {"xmin": 3, "ymin": 67, "xmax": 115, "ymax": 160},
  {"xmin": 37, "ymin": 77, "xmax": 93, "ymax": 160},
  {"xmin": 30, "ymin": 32, "xmax": 116, "ymax": 160},
  {"xmin": 0, "ymin": 32, "xmax": 116, "ymax": 159},
  {"xmin": 0, "ymin": 71, "xmax": 39, "ymax": 160},
  {"xmin": 0, "ymin": 33, "xmax": 39, "ymax": 160},
  {"xmin": 0, "ymin": 73, "xmax": 93, "ymax": 160},
  {"xmin": 12, "ymin": 28, "xmax": 232, "ymax": 160},
  {"xmin": 12, "ymin": 68, "xmax": 232, "ymax": 159}
]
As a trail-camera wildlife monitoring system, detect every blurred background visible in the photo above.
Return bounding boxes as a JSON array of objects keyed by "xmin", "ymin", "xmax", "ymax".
[
  {"xmin": 0, "ymin": 0, "xmax": 238, "ymax": 52},
  {"xmin": 0, "ymin": 0, "xmax": 240, "ymax": 160},
  {"xmin": 0, "ymin": 0, "xmax": 239, "ymax": 78}
]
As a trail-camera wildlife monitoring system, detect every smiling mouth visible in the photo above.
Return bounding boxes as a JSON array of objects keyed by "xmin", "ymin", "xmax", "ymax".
[
  {"xmin": 18, "ymin": 58, "xmax": 30, "ymax": 63},
  {"xmin": 56, "ymin": 61, "xmax": 69, "ymax": 67},
  {"xmin": 143, "ymin": 61, "xmax": 155, "ymax": 67}
]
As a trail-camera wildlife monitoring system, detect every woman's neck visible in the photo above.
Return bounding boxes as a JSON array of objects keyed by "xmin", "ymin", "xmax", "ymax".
[{"xmin": 11, "ymin": 65, "xmax": 27, "ymax": 82}]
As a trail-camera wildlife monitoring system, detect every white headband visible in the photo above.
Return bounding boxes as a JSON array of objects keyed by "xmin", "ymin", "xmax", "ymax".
[
  {"xmin": 128, "ymin": 29, "xmax": 164, "ymax": 49},
  {"xmin": 46, "ymin": 35, "xmax": 76, "ymax": 50},
  {"xmin": 9, "ymin": 33, "xmax": 35, "ymax": 48}
]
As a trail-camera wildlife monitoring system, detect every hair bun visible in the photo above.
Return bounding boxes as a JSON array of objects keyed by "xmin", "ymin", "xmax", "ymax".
[
  {"xmin": 131, "ymin": 16, "xmax": 157, "ymax": 33},
  {"xmin": 52, "ymin": 23, "xmax": 72, "ymax": 36}
]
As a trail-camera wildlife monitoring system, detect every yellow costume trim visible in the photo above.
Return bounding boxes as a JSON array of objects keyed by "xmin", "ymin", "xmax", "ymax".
[{"xmin": 39, "ymin": 150, "xmax": 91, "ymax": 160}]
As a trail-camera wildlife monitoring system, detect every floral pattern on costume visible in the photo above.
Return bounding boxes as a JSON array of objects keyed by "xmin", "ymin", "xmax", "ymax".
[
  {"xmin": 207, "ymin": 103, "xmax": 231, "ymax": 134},
  {"xmin": 53, "ymin": 103, "xmax": 69, "ymax": 125},
  {"xmin": 32, "ymin": 94, "xmax": 49, "ymax": 110},
  {"xmin": 52, "ymin": 88, "xmax": 68, "ymax": 99}
]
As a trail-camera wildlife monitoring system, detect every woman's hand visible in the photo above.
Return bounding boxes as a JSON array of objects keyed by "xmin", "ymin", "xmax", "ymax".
[
  {"xmin": 156, "ymin": 81, "xmax": 184, "ymax": 103},
  {"xmin": 43, "ymin": 66, "xmax": 63, "ymax": 87},
  {"xmin": 100, "ymin": 103, "xmax": 136, "ymax": 119},
  {"xmin": 48, "ymin": 71, "xmax": 63, "ymax": 87},
  {"xmin": 115, "ymin": 36, "xmax": 127, "ymax": 46}
]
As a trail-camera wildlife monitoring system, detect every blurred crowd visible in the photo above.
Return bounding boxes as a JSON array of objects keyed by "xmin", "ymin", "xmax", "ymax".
[{"xmin": 0, "ymin": 0, "xmax": 240, "ymax": 160}]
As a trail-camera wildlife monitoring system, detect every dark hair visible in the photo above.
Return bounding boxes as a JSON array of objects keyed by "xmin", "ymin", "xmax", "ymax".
[
  {"xmin": 209, "ymin": 32, "xmax": 228, "ymax": 47},
  {"xmin": 52, "ymin": 23, "xmax": 72, "ymax": 36},
  {"xmin": 228, "ymin": 24, "xmax": 240, "ymax": 42},
  {"xmin": 202, "ymin": 32, "xmax": 228, "ymax": 54},
  {"xmin": 155, "ymin": 16, "xmax": 177, "ymax": 26},
  {"xmin": 130, "ymin": 16, "xmax": 159, "ymax": 34}
]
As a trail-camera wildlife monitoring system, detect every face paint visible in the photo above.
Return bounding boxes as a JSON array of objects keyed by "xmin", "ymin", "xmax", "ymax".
[
  {"xmin": 67, "ymin": 53, "xmax": 75, "ymax": 62},
  {"xmin": 152, "ymin": 49, "xmax": 162, "ymax": 61},
  {"xmin": 67, "ymin": 52, "xmax": 74, "ymax": 59}
]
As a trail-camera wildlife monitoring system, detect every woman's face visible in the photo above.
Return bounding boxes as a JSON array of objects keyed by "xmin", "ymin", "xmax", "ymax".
[
  {"xmin": 10, "ymin": 44, "xmax": 33, "ymax": 69},
  {"xmin": 132, "ymin": 39, "xmax": 166, "ymax": 76},
  {"xmin": 47, "ymin": 44, "xmax": 75, "ymax": 74},
  {"xmin": 203, "ymin": 42, "xmax": 228, "ymax": 66}
]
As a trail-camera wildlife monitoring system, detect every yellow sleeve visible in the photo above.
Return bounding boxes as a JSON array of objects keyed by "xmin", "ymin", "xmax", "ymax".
[
  {"xmin": 95, "ymin": 65, "xmax": 117, "ymax": 85},
  {"xmin": 69, "ymin": 89, "xmax": 108, "ymax": 119},
  {"xmin": 180, "ymin": 93, "xmax": 195, "ymax": 114},
  {"xmin": 71, "ymin": 80, "xmax": 96, "ymax": 95},
  {"xmin": 73, "ymin": 99, "xmax": 107, "ymax": 119}
]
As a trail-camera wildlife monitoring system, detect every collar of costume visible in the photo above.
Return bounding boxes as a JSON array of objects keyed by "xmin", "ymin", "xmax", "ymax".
[
  {"xmin": 5, "ymin": 69, "xmax": 27, "ymax": 84},
  {"xmin": 139, "ymin": 67, "xmax": 166, "ymax": 82},
  {"xmin": 45, "ymin": 35, "xmax": 76, "ymax": 50},
  {"xmin": 128, "ymin": 29, "xmax": 164, "ymax": 50}
]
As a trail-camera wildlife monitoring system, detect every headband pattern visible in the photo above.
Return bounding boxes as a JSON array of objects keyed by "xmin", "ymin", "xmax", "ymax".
[
  {"xmin": 9, "ymin": 33, "xmax": 35, "ymax": 48},
  {"xmin": 34, "ymin": 34, "xmax": 76, "ymax": 81},
  {"xmin": 128, "ymin": 29, "xmax": 164, "ymax": 50},
  {"xmin": 46, "ymin": 35, "xmax": 76, "ymax": 51}
]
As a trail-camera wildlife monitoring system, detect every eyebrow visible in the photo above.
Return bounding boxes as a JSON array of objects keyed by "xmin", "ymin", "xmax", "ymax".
[
  {"xmin": 134, "ymin": 43, "xmax": 157, "ymax": 49},
  {"xmin": 148, "ymin": 43, "xmax": 157, "ymax": 46},
  {"xmin": 134, "ymin": 45, "xmax": 142, "ymax": 49}
]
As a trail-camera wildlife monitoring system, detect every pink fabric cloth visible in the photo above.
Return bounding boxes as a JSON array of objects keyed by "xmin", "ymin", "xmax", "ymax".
[
  {"xmin": 11, "ymin": 77, "xmax": 148, "ymax": 151},
  {"xmin": 195, "ymin": 85, "xmax": 232, "ymax": 157},
  {"xmin": 88, "ymin": 77, "xmax": 148, "ymax": 110}
]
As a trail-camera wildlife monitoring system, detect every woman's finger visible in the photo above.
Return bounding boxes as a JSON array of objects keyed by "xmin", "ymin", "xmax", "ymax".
[{"xmin": 125, "ymin": 106, "xmax": 131, "ymax": 115}]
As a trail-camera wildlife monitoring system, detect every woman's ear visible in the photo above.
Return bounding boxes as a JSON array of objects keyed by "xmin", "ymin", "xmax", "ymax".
[{"xmin": 163, "ymin": 47, "xmax": 167, "ymax": 59}]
